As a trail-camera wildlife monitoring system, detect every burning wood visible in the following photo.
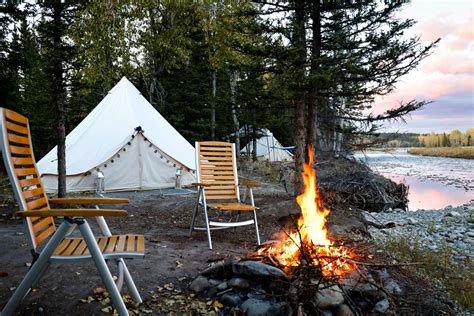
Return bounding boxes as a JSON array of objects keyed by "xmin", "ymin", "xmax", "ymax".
[{"xmin": 258, "ymin": 147, "xmax": 354, "ymax": 277}]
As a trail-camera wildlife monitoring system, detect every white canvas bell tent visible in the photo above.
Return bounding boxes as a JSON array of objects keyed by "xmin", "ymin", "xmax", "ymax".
[
  {"xmin": 38, "ymin": 77, "xmax": 196, "ymax": 193},
  {"xmin": 241, "ymin": 128, "xmax": 293, "ymax": 162}
]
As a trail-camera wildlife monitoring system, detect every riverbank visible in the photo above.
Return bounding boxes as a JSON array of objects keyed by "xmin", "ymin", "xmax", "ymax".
[
  {"xmin": 408, "ymin": 147, "xmax": 474, "ymax": 159},
  {"xmin": 364, "ymin": 203, "xmax": 474, "ymax": 310}
]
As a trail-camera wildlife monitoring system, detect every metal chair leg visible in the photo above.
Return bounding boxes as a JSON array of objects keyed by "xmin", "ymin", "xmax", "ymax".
[
  {"xmin": 202, "ymin": 199, "xmax": 213, "ymax": 250},
  {"xmin": 189, "ymin": 188, "xmax": 201, "ymax": 236},
  {"xmin": 249, "ymin": 189, "xmax": 261, "ymax": 245},
  {"xmin": 95, "ymin": 212, "xmax": 142, "ymax": 304},
  {"xmin": 253, "ymin": 210, "xmax": 261, "ymax": 245},
  {"xmin": 78, "ymin": 220, "xmax": 128, "ymax": 316},
  {"xmin": 1, "ymin": 221, "xmax": 72, "ymax": 316},
  {"xmin": 120, "ymin": 259, "xmax": 142, "ymax": 304}
]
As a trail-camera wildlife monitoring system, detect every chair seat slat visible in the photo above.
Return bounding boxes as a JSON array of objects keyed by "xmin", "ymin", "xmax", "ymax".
[{"xmin": 105, "ymin": 236, "xmax": 119, "ymax": 253}]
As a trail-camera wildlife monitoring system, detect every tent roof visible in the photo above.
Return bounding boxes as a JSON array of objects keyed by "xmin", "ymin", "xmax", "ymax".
[
  {"xmin": 241, "ymin": 128, "xmax": 293, "ymax": 161},
  {"xmin": 38, "ymin": 77, "xmax": 195, "ymax": 175}
]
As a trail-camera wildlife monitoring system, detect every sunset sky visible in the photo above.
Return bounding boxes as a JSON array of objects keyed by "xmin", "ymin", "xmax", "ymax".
[{"xmin": 374, "ymin": 0, "xmax": 473, "ymax": 133}]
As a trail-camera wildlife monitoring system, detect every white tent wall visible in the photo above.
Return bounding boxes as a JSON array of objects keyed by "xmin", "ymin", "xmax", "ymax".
[{"xmin": 40, "ymin": 133, "xmax": 195, "ymax": 193}]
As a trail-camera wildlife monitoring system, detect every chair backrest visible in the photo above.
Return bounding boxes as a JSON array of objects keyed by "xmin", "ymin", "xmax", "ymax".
[
  {"xmin": 0, "ymin": 108, "xmax": 54, "ymax": 250},
  {"xmin": 195, "ymin": 141, "xmax": 240, "ymax": 201}
]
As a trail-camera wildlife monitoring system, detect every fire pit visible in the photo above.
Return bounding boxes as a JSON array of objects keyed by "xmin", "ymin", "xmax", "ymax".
[{"xmin": 256, "ymin": 148, "xmax": 354, "ymax": 278}]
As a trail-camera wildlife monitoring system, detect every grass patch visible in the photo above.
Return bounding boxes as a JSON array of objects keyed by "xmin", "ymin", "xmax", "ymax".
[
  {"xmin": 408, "ymin": 147, "xmax": 474, "ymax": 159},
  {"xmin": 383, "ymin": 236, "xmax": 474, "ymax": 311}
]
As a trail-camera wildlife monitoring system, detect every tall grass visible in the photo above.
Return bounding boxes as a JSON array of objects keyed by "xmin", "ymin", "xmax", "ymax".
[
  {"xmin": 408, "ymin": 147, "xmax": 474, "ymax": 159},
  {"xmin": 383, "ymin": 236, "xmax": 474, "ymax": 311}
]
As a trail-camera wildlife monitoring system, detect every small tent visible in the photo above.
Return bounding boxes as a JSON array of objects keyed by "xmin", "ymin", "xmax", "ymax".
[
  {"xmin": 38, "ymin": 77, "xmax": 196, "ymax": 193},
  {"xmin": 241, "ymin": 128, "xmax": 293, "ymax": 162}
]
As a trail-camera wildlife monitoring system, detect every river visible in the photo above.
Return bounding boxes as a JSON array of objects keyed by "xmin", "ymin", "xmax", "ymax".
[{"xmin": 354, "ymin": 149, "xmax": 474, "ymax": 210}]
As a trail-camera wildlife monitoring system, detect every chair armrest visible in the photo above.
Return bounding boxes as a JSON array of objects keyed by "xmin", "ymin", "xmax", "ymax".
[
  {"xmin": 240, "ymin": 182, "xmax": 260, "ymax": 188},
  {"xmin": 48, "ymin": 197, "xmax": 129, "ymax": 205},
  {"xmin": 16, "ymin": 209, "xmax": 128, "ymax": 218},
  {"xmin": 191, "ymin": 182, "xmax": 212, "ymax": 187}
]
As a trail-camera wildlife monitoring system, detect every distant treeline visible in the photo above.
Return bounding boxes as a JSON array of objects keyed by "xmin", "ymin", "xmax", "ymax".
[{"xmin": 369, "ymin": 129, "xmax": 474, "ymax": 148}]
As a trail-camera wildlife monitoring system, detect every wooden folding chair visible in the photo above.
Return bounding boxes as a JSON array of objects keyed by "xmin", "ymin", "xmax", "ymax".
[
  {"xmin": 0, "ymin": 108, "xmax": 144, "ymax": 316},
  {"xmin": 189, "ymin": 141, "xmax": 261, "ymax": 249}
]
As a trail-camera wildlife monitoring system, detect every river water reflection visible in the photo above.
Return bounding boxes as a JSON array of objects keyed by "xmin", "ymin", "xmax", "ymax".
[{"xmin": 354, "ymin": 149, "xmax": 474, "ymax": 210}]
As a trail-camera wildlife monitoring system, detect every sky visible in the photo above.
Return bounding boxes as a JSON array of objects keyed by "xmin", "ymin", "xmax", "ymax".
[{"xmin": 373, "ymin": 0, "xmax": 473, "ymax": 134}]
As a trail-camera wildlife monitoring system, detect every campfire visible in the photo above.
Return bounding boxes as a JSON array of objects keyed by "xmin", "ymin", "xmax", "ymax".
[{"xmin": 258, "ymin": 147, "xmax": 354, "ymax": 277}]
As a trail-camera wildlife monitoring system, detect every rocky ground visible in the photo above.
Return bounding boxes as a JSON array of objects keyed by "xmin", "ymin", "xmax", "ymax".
[{"xmin": 364, "ymin": 203, "xmax": 474, "ymax": 264}]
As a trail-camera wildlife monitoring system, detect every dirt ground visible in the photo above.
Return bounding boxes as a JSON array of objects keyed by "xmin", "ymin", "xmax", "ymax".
[
  {"xmin": 0, "ymin": 188, "xmax": 460, "ymax": 315},
  {"xmin": 0, "ymin": 190, "xmax": 296, "ymax": 315}
]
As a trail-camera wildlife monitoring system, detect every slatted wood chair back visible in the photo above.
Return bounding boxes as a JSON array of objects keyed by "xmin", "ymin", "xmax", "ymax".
[
  {"xmin": 0, "ymin": 108, "xmax": 54, "ymax": 250},
  {"xmin": 196, "ymin": 141, "xmax": 240, "ymax": 201}
]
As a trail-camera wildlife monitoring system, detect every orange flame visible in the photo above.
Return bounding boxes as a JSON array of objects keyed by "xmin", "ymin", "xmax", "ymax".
[{"xmin": 260, "ymin": 146, "xmax": 353, "ymax": 277}]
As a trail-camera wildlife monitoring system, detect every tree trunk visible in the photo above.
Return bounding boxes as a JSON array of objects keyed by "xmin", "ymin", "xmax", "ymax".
[
  {"xmin": 211, "ymin": 70, "xmax": 216, "ymax": 140},
  {"xmin": 293, "ymin": 0, "xmax": 307, "ymax": 196},
  {"xmin": 252, "ymin": 108, "xmax": 257, "ymax": 161},
  {"xmin": 53, "ymin": 2, "xmax": 66, "ymax": 198},
  {"xmin": 230, "ymin": 70, "xmax": 240, "ymax": 155},
  {"xmin": 307, "ymin": 1, "xmax": 321, "ymax": 158}
]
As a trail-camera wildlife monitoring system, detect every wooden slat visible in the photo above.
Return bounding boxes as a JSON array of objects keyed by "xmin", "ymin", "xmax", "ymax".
[
  {"xmin": 137, "ymin": 236, "xmax": 145, "ymax": 253},
  {"xmin": 201, "ymin": 175, "xmax": 236, "ymax": 180},
  {"xmin": 105, "ymin": 236, "xmax": 118, "ymax": 253},
  {"xmin": 209, "ymin": 202, "xmax": 257, "ymax": 211},
  {"xmin": 5, "ymin": 121, "xmax": 28, "ymax": 135},
  {"xmin": 200, "ymin": 166, "xmax": 234, "ymax": 171},
  {"xmin": 126, "ymin": 235, "xmax": 135, "ymax": 252},
  {"xmin": 199, "ymin": 161, "xmax": 233, "ymax": 166},
  {"xmin": 97, "ymin": 237, "xmax": 108, "ymax": 252},
  {"xmin": 199, "ymin": 141, "xmax": 232, "ymax": 147},
  {"xmin": 202, "ymin": 181, "xmax": 236, "ymax": 185},
  {"xmin": 205, "ymin": 190, "xmax": 236, "ymax": 195},
  {"xmin": 49, "ymin": 198, "xmax": 130, "ymax": 205},
  {"xmin": 18, "ymin": 177, "xmax": 41, "ymax": 188},
  {"xmin": 201, "ymin": 171, "xmax": 234, "ymax": 176},
  {"xmin": 15, "ymin": 168, "xmax": 37, "ymax": 177},
  {"xmin": 32, "ymin": 217, "xmax": 54, "ymax": 234},
  {"xmin": 22, "ymin": 187, "xmax": 45, "ymax": 199},
  {"xmin": 53, "ymin": 238, "xmax": 73, "ymax": 255},
  {"xmin": 62, "ymin": 239, "xmax": 82, "ymax": 256},
  {"xmin": 8, "ymin": 133, "xmax": 30, "ymax": 145},
  {"xmin": 35, "ymin": 225, "xmax": 56, "ymax": 246},
  {"xmin": 199, "ymin": 156, "xmax": 233, "ymax": 161},
  {"xmin": 17, "ymin": 209, "xmax": 128, "ymax": 218},
  {"xmin": 12, "ymin": 157, "xmax": 35, "ymax": 165},
  {"xmin": 72, "ymin": 239, "xmax": 89, "ymax": 256},
  {"xmin": 26, "ymin": 197, "xmax": 48, "ymax": 210},
  {"xmin": 205, "ymin": 195, "xmax": 239, "ymax": 200},
  {"xmin": 9, "ymin": 145, "xmax": 32, "ymax": 155},
  {"xmin": 202, "ymin": 185, "xmax": 235, "ymax": 189},
  {"xmin": 116, "ymin": 235, "xmax": 127, "ymax": 252},
  {"xmin": 4, "ymin": 109, "xmax": 28, "ymax": 125},
  {"xmin": 200, "ymin": 151, "xmax": 233, "ymax": 156}
]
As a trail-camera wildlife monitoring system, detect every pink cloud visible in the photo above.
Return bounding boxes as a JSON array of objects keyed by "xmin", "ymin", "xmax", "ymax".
[
  {"xmin": 422, "ymin": 56, "xmax": 474, "ymax": 75},
  {"xmin": 454, "ymin": 9, "xmax": 474, "ymax": 40},
  {"xmin": 372, "ymin": 75, "xmax": 473, "ymax": 114},
  {"xmin": 416, "ymin": 16, "xmax": 455, "ymax": 42}
]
